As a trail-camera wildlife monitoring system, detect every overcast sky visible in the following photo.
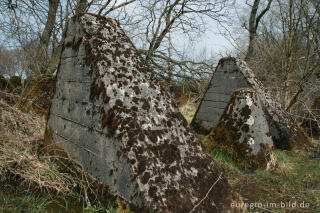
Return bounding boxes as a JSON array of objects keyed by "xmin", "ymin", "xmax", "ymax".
[
  {"xmin": 168, "ymin": 0, "xmax": 248, "ymax": 60},
  {"xmin": 0, "ymin": 0, "xmax": 248, "ymax": 60}
]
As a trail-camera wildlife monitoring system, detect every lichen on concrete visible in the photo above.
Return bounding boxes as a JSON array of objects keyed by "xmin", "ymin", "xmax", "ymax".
[
  {"xmin": 203, "ymin": 88, "xmax": 274, "ymax": 170},
  {"xmin": 45, "ymin": 14, "xmax": 245, "ymax": 212},
  {"xmin": 236, "ymin": 59, "xmax": 310, "ymax": 149},
  {"xmin": 193, "ymin": 57, "xmax": 310, "ymax": 150}
]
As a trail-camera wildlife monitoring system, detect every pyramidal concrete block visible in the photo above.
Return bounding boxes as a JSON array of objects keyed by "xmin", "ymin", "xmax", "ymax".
[
  {"xmin": 45, "ymin": 14, "xmax": 245, "ymax": 212},
  {"xmin": 192, "ymin": 57, "xmax": 309, "ymax": 150},
  {"xmin": 203, "ymin": 88, "xmax": 274, "ymax": 169}
]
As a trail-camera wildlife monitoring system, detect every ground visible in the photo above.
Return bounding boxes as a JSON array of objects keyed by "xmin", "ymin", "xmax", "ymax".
[
  {"xmin": 0, "ymin": 99, "xmax": 319, "ymax": 212},
  {"xmin": 0, "ymin": 99, "xmax": 131, "ymax": 212},
  {"xmin": 184, "ymin": 103, "xmax": 320, "ymax": 212},
  {"xmin": 213, "ymin": 144, "xmax": 320, "ymax": 212}
]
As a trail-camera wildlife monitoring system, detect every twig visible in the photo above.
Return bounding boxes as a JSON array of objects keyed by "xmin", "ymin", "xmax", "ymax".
[
  {"xmin": 189, "ymin": 173, "xmax": 222, "ymax": 213},
  {"xmin": 256, "ymin": 206, "xmax": 274, "ymax": 213}
]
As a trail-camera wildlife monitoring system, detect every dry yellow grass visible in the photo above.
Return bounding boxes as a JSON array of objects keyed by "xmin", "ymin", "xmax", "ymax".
[
  {"xmin": 179, "ymin": 99, "xmax": 320, "ymax": 212},
  {"xmin": 0, "ymin": 98, "xmax": 132, "ymax": 212},
  {"xmin": 179, "ymin": 100, "xmax": 198, "ymax": 124},
  {"xmin": 0, "ymin": 99, "xmax": 89, "ymax": 196}
]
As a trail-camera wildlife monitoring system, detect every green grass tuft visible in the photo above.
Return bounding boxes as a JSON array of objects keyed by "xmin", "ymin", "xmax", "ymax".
[
  {"xmin": 0, "ymin": 192, "xmax": 52, "ymax": 212},
  {"xmin": 273, "ymin": 150, "xmax": 289, "ymax": 164},
  {"xmin": 211, "ymin": 150, "xmax": 239, "ymax": 169}
]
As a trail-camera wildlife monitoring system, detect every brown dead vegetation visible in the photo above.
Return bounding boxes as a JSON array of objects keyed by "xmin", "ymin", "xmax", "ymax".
[
  {"xmin": 301, "ymin": 95, "xmax": 320, "ymax": 139},
  {"xmin": 16, "ymin": 74, "xmax": 56, "ymax": 116},
  {"xmin": 0, "ymin": 99, "xmax": 104, "ymax": 201}
]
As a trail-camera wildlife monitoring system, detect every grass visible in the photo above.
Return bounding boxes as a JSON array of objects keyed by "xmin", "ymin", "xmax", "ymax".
[
  {"xmin": 273, "ymin": 150, "xmax": 290, "ymax": 164},
  {"xmin": 0, "ymin": 100, "xmax": 78, "ymax": 195},
  {"xmin": 0, "ymin": 99, "xmax": 131, "ymax": 212},
  {"xmin": 211, "ymin": 150, "xmax": 239, "ymax": 170},
  {"xmin": 179, "ymin": 102, "xmax": 320, "ymax": 212},
  {"xmin": 210, "ymin": 147, "xmax": 320, "ymax": 212},
  {"xmin": 179, "ymin": 100, "xmax": 198, "ymax": 124},
  {"xmin": 1, "ymin": 94, "xmax": 319, "ymax": 212},
  {"xmin": 0, "ymin": 192, "xmax": 51, "ymax": 212},
  {"xmin": 0, "ymin": 189, "xmax": 128, "ymax": 213}
]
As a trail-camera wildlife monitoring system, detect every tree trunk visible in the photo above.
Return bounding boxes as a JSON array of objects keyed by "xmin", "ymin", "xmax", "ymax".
[
  {"xmin": 245, "ymin": 0, "xmax": 273, "ymax": 62},
  {"xmin": 47, "ymin": 0, "xmax": 87, "ymax": 74},
  {"xmin": 245, "ymin": 0, "xmax": 260, "ymax": 62},
  {"xmin": 75, "ymin": 0, "xmax": 88, "ymax": 14},
  {"xmin": 31, "ymin": 0, "xmax": 60, "ymax": 74},
  {"xmin": 282, "ymin": 0, "xmax": 295, "ymax": 108}
]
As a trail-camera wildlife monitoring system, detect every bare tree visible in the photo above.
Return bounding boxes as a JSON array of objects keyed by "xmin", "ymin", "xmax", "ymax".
[
  {"xmin": 0, "ymin": 0, "xmax": 231, "ymax": 98},
  {"xmin": 245, "ymin": 0, "xmax": 273, "ymax": 61},
  {"xmin": 236, "ymin": 0, "xmax": 319, "ymax": 123},
  {"xmin": 0, "ymin": 46, "xmax": 18, "ymax": 76},
  {"xmin": 31, "ymin": 0, "xmax": 60, "ymax": 75},
  {"xmin": 285, "ymin": 0, "xmax": 320, "ymax": 110},
  {"xmin": 0, "ymin": 0, "xmax": 62, "ymax": 76},
  {"xmin": 127, "ymin": 0, "xmax": 230, "ymax": 83}
]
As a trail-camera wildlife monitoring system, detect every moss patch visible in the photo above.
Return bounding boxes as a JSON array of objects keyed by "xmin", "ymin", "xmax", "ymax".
[
  {"xmin": 17, "ymin": 74, "xmax": 56, "ymax": 116},
  {"xmin": 203, "ymin": 89, "xmax": 273, "ymax": 170},
  {"xmin": 203, "ymin": 125, "xmax": 273, "ymax": 170}
]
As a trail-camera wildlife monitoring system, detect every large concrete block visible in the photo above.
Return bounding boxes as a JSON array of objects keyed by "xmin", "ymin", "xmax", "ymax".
[
  {"xmin": 192, "ymin": 57, "xmax": 309, "ymax": 149},
  {"xmin": 45, "ymin": 14, "xmax": 244, "ymax": 212},
  {"xmin": 203, "ymin": 88, "xmax": 274, "ymax": 169}
]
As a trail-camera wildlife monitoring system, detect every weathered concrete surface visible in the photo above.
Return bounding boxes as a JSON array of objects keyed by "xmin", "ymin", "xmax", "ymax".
[
  {"xmin": 192, "ymin": 57, "xmax": 309, "ymax": 149},
  {"xmin": 45, "ymin": 14, "xmax": 244, "ymax": 212},
  {"xmin": 203, "ymin": 88, "xmax": 274, "ymax": 169},
  {"xmin": 191, "ymin": 58, "xmax": 250, "ymax": 134}
]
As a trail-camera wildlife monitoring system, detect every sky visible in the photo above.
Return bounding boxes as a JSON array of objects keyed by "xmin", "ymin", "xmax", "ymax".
[
  {"xmin": 190, "ymin": 22, "xmax": 236, "ymax": 56},
  {"xmin": 167, "ymin": 0, "xmax": 249, "ymax": 61},
  {"xmin": 0, "ymin": 0, "xmax": 248, "ymax": 62}
]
